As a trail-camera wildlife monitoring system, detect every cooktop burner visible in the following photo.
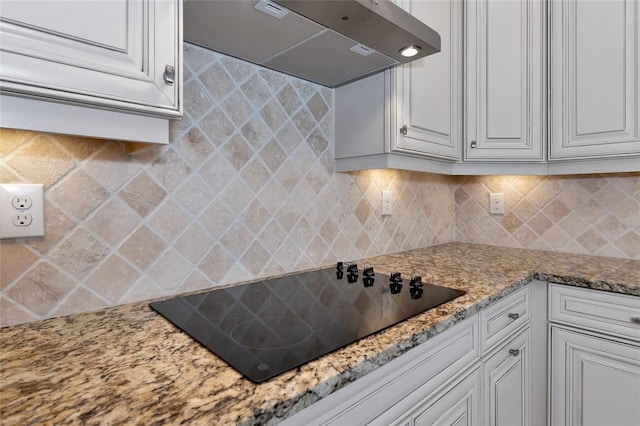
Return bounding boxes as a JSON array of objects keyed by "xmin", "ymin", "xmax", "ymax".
[{"xmin": 150, "ymin": 264, "xmax": 465, "ymax": 383}]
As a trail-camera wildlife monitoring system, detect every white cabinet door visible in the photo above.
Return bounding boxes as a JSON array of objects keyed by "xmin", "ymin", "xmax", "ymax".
[
  {"xmin": 550, "ymin": 326, "xmax": 640, "ymax": 426},
  {"xmin": 0, "ymin": 0, "xmax": 181, "ymax": 117},
  {"xmin": 483, "ymin": 328, "xmax": 530, "ymax": 426},
  {"xmin": 465, "ymin": 0, "xmax": 545, "ymax": 161},
  {"xmin": 549, "ymin": 0, "xmax": 640, "ymax": 159},
  {"xmin": 393, "ymin": 0, "xmax": 462, "ymax": 160},
  {"xmin": 393, "ymin": 367, "xmax": 481, "ymax": 426}
]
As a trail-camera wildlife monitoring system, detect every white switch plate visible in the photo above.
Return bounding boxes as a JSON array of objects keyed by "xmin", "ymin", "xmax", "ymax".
[
  {"xmin": 381, "ymin": 190, "xmax": 393, "ymax": 216},
  {"xmin": 489, "ymin": 192, "xmax": 505, "ymax": 215},
  {"xmin": 0, "ymin": 184, "xmax": 45, "ymax": 239}
]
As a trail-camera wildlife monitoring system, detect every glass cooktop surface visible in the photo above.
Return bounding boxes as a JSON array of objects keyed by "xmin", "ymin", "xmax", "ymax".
[{"xmin": 150, "ymin": 266, "xmax": 465, "ymax": 383}]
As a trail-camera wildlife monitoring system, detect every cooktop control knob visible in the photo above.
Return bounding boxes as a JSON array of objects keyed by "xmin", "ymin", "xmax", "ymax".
[
  {"xmin": 363, "ymin": 267, "xmax": 375, "ymax": 287},
  {"xmin": 336, "ymin": 262, "xmax": 344, "ymax": 280},
  {"xmin": 347, "ymin": 263, "xmax": 358, "ymax": 283},
  {"xmin": 389, "ymin": 272, "xmax": 403, "ymax": 294},
  {"xmin": 409, "ymin": 276, "xmax": 424, "ymax": 299}
]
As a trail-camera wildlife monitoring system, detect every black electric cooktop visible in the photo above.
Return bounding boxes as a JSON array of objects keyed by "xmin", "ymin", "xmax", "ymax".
[{"xmin": 150, "ymin": 265, "xmax": 465, "ymax": 383}]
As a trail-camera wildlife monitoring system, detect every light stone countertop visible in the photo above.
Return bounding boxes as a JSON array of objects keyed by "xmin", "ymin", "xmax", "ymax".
[{"xmin": 1, "ymin": 243, "xmax": 639, "ymax": 425}]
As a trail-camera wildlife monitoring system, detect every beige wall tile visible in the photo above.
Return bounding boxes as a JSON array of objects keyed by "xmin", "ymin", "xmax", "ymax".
[
  {"xmin": 454, "ymin": 174, "xmax": 640, "ymax": 258},
  {"xmin": 118, "ymin": 277, "xmax": 167, "ymax": 304},
  {"xmin": 5, "ymin": 135, "xmax": 75, "ymax": 188},
  {"xmin": 6, "ymin": 262, "xmax": 76, "ymax": 315},
  {"xmin": 0, "ymin": 295, "xmax": 37, "ymax": 325},
  {"xmin": 0, "ymin": 128, "xmax": 34, "ymax": 154},
  {"xmin": 147, "ymin": 199, "xmax": 192, "ymax": 242},
  {"xmin": 174, "ymin": 223, "xmax": 214, "ymax": 263},
  {"xmin": 49, "ymin": 228, "xmax": 110, "ymax": 278},
  {"xmin": 86, "ymin": 254, "xmax": 140, "ymax": 303},
  {"xmin": 147, "ymin": 148, "xmax": 193, "ymax": 192},
  {"xmin": 51, "ymin": 286, "xmax": 108, "ymax": 318},
  {"xmin": 83, "ymin": 142, "xmax": 142, "ymax": 192},
  {"xmin": 198, "ymin": 245, "xmax": 234, "ymax": 283},
  {"xmin": 26, "ymin": 200, "xmax": 75, "ymax": 254},
  {"xmin": 86, "ymin": 198, "xmax": 140, "ymax": 247},
  {"xmin": 49, "ymin": 170, "xmax": 109, "ymax": 220},
  {"xmin": 147, "ymin": 249, "xmax": 192, "ymax": 291},
  {"xmin": 0, "ymin": 242, "xmax": 38, "ymax": 289},
  {"xmin": 1, "ymin": 42, "xmax": 635, "ymax": 328},
  {"xmin": 118, "ymin": 226, "xmax": 166, "ymax": 271},
  {"xmin": 118, "ymin": 172, "xmax": 167, "ymax": 218}
]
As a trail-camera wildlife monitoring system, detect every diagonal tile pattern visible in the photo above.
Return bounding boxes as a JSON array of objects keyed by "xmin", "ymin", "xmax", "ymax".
[
  {"xmin": 454, "ymin": 174, "xmax": 640, "ymax": 259},
  {"xmin": 0, "ymin": 43, "xmax": 456, "ymax": 326},
  {"xmin": 1, "ymin": 43, "xmax": 638, "ymax": 327}
]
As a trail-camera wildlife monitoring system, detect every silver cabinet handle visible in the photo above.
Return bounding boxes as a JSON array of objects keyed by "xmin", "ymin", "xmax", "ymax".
[
  {"xmin": 399, "ymin": 125, "xmax": 407, "ymax": 135},
  {"xmin": 470, "ymin": 140, "xmax": 477, "ymax": 149},
  {"xmin": 509, "ymin": 349, "xmax": 520, "ymax": 356},
  {"xmin": 508, "ymin": 312, "xmax": 520, "ymax": 320},
  {"xmin": 631, "ymin": 317, "xmax": 640, "ymax": 324},
  {"xmin": 163, "ymin": 65, "xmax": 175, "ymax": 85}
]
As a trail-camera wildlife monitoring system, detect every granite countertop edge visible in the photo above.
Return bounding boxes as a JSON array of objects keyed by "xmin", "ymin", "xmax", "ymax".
[{"xmin": 1, "ymin": 243, "xmax": 638, "ymax": 426}]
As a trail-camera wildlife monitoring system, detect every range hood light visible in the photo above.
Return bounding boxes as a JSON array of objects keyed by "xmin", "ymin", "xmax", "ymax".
[
  {"xmin": 184, "ymin": 0, "xmax": 441, "ymax": 88},
  {"xmin": 400, "ymin": 45, "xmax": 421, "ymax": 58}
]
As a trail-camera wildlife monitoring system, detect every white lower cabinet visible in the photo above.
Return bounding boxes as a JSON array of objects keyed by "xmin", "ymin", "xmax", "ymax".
[
  {"xmin": 281, "ymin": 315, "xmax": 481, "ymax": 426},
  {"xmin": 283, "ymin": 286, "xmax": 535, "ymax": 426},
  {"xmin": 283, "ymin": 283, "xmax": 640, "ymax": 425},
  {"xmin": 388, "ymin": 366, "xmax": 482, "ymax": 426},
  {"xmin": 548, "ymin": 284, "xmax": 640, "ymax": 426},
  {"xmin": 550, "ymin": 327, "xmax": 640, "ymax": 426},
  {"xmin": 483, "ymin": 327, "xmax": 530, "ymax": 426}
]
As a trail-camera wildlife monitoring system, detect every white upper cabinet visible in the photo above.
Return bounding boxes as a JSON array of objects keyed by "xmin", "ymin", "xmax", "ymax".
[
  {"xmin": 394, "ymin": 0, "xmax": 462, "ymax": 160},
  {"xmin": 335, "ymin": 0, "xmax": 638, "ymax": 174},
  {"xmin": 465, "ymin": 0, "xmax": 545, "ymax": 161},
  {"xmin": 0, "ymin": 0, "xmax": 182, "ymax": 144},
  {"xmin": 334, "ymin": 0, "xmax": 462, "ymax": 173},
  {"xmin": 550, "ymin": 0, "xmax": 640, "ymax": 160}
]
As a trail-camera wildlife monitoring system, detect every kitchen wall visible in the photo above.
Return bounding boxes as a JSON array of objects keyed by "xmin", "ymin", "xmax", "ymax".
[
  {"xmin": 0, "ymin": 43, "xmax": 455, "ymax": 327},
  {"xmin": 454, "ymin": 174, "xmax": 639, "ymax": 259},
  {"xmin": 1, "ymin": 43, "xmax": 638, "ymax": 327}
]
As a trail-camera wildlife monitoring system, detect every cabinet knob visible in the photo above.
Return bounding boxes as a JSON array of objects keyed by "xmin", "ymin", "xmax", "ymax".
[
  {"xmin": 163, "ymin": 65, "xmax": 175, "ymax": 85},
  {"xmin": 631, "ymin": 317, "xmax": 640, "ymax": 324},
  {"xmin": 509, "ymin": 349, "xmax": 520, "ymax": 356},
  {"xmin": 470, "ymin": 140, "xmax": 477, "ymax": 149},
  {"xmin": 508, "ymin": 312, "xmax": 519, "ymax": 320},
  {"xmin": 399, "ymin": 125, "xmax": 408, "ymax": 135}
]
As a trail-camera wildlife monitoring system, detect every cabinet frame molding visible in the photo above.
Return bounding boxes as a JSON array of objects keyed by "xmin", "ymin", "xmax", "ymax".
[
  {"xmin": 549, "ymin": 0, "xmax": 640, "ymax": 159},
  {"xmin": 0, "ymin": 0, "xmax": 183, "ymax": 145},
  {"xmin": 464, "ymin": 0, "xmax": 546, "ymax": 161}
]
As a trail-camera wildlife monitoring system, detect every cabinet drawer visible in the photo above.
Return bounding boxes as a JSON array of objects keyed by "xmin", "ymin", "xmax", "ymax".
[
  {"xmin": 549, "ymin": 284, "xmax": 640, "ymax": 342},
  {"xmin": 480, "ymin": 286, "xmax": 529, "ymax": 355}
]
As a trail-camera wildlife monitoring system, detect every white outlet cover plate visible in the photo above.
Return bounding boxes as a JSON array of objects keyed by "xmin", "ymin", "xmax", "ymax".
[
  {"xmin": 489, "ymin": 192, "xmax": 505, "ymax": 215},
  {"xmin": 0, "ymin": 184, "xmax": 45, "ymax": 239},
  {"xmin": 381, "ymin": 190, "xmax": 393, "ymax": 216}
]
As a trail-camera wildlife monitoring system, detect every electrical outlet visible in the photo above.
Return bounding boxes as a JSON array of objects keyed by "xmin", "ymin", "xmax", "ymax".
[
  {"xmin": 12, "ymin": 213, "xmax": 33, "ymax": 226},
  {"xmin": 12, "ymin": 196, "xmax": 33, "ymax": 210},
  {"xmin": 381, "ymin": 190, "xmax": 393, "ymax": 216},
  {"xmin": 489, "ymin": 192, "xmax": 505, "ymax": 215},
  {"xmin": 0, "ymin": 184, "xmax": 45, "ymax": 239}
]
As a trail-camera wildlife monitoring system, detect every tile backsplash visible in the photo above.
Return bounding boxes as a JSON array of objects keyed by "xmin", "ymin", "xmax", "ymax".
[
  {"xmin": 0, "ymin": 43, "xmax": 455, "ymax": 326},
  {"xmin": 454, "ymin": 175, "xmax": 639, "ymax": 259},
  {"xmin": 1, "ymin": 43, "xmax": 638, "ymax": 327}
]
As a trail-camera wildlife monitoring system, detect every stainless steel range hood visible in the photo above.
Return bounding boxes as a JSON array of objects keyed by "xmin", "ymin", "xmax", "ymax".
[{"xmin": 184, "ymin": 0, "xmax": 441, "ymax": 88}]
